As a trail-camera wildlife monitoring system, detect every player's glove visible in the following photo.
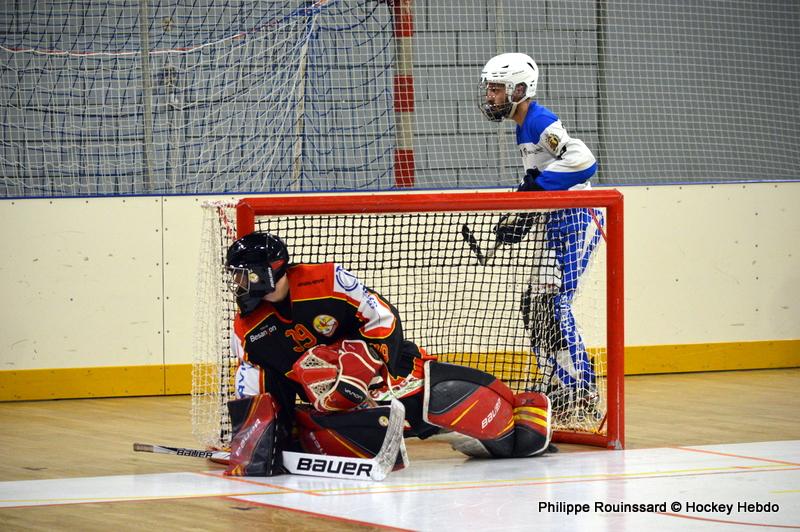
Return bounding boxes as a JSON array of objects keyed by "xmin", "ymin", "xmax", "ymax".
[
  {"xmin": 517, "ymin": 168, "xmax": 544, "ymax": 192},
  {"xmin": 494, "ymin": 213, "xmax": 536, "ymax": 244},
  {"xmin": 494, "ymin": 169, "xmax": 543, "ymax": 244},
  {"xmin": 288, "ymin": 340, "xmax": 384, "ymax": 412},
  {"xmin": 323, "ymin": 339, "xmax": 384, "ymax": 410}
]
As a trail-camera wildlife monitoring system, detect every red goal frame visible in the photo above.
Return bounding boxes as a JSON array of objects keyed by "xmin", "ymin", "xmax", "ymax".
[{"xmin": 235, "ymin": 190, "xmax": 624, "ymax": 450}]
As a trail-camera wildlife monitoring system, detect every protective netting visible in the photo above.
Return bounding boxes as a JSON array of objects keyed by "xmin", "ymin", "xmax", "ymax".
[
  {"xmin": 192, "ymin": 198, "xmax": 611, "ymax": 449},
  {"xmin": 192, "ymin": 201, "xmax": 238, "ymax": 448},
  {"xmin": 1, "ymin": 1, "xmax": 394, "ymax": 196},
  {"xmin": 2, "ymin": 1, "xmax": 798, "ymax": 198}
]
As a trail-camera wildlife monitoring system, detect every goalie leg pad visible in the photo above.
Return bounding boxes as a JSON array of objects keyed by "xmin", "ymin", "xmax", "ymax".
[
  {"xmin": 423, "ymin": 362, "xmax": 552, "ymax": 458},
  {"xmin": 423, "ymin": 361, "xmax": 515, "ymax": 441},
  {"xmin": 294, "ymin": 404, "xmax": 405, "ymax": 469},
  {"xmin": 225, "ymin": 393, "xmax": 283, "ymax": 476},
  {"xmin": 510, "ymin": 392, "xmax": 551, "ymax": 457},
  {"xmin": 448, "ymin": 392, "xmax": 552, "ymax": 458}
]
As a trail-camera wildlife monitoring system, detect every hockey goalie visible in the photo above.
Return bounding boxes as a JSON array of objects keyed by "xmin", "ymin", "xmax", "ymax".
[{"xmin": 223, "ymin": 231, "xmax": 553, "ymax": 477}]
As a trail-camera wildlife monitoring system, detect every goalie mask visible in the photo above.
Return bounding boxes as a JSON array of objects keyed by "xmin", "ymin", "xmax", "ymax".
[
  {"xmin": 479, "ymin": 53, "xmax": 538, "ymax": 122},
  {"xmin": 226, "ymin": 232, "xmax": 289, "ymax": 316}
]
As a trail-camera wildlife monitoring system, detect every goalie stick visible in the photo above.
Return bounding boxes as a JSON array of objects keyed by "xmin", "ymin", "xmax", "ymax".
[
  {"xmin": 133, "ymin": 443, "xmax": 229, "ymax": 461},
  {"xmin": 460, "ymin": 223, "xmax": 499, "ymax": 266},
  {"xmin": 134, "ymin": 398, "xmax": 408, "ymax": 482}
]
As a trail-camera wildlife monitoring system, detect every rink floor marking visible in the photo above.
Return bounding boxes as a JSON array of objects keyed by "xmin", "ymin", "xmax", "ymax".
[
  {"xmin": 221, "ymin": 495, "xmax": 415, "ymax": 531},
  {"xmin": 674, "ymin": 446, "xmax": 800, "ymax": 466},
  {"xmin": 311, "ymin": 466, "xmax": 800, "ymax": 497},
  {"xmin": 195, "ymin": 470, "xmax": 322, "ymax": 496},
  {"xmin": 659, "ymin": 511, "xmax": 800, "ymax": 530},
  {"xmin": 2, "ymin": 441, "xmax": 798, "ymax": 510},
  {"xmin": 3, "ymin": 464, "xmax": 796, "ymax": 507}
]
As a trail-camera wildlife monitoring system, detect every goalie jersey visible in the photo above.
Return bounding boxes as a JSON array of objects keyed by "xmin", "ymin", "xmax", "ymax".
[{"xmin": 231, "ymin": 263, "xmax": 423, "ymax": 418}]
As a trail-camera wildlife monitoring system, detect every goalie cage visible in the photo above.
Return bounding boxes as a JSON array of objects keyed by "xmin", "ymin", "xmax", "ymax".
[{"xmin": 192, "ymin": 191, "xmax": 624, "ymax": 450}]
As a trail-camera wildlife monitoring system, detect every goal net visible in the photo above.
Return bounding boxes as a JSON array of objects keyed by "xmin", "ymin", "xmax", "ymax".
[{"xmin": 192, "ymin": 190, "xmax": 624, "ymax": 450}]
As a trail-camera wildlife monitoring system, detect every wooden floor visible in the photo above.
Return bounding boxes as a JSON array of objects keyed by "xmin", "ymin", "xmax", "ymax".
[{"xmin": 1, "ymin": 368, "xmax": 799, "ymax": 531}]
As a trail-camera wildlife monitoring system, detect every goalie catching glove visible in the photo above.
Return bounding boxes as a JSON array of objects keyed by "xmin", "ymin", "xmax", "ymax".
[{"xmin": 288, "ymin": 340, "xmax": 385, "ymax": 411}]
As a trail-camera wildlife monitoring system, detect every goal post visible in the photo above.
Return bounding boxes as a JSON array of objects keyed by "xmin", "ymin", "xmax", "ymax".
[{"xmin": 193, "ymin": 189, "xmax": 624, "ymax": 450}]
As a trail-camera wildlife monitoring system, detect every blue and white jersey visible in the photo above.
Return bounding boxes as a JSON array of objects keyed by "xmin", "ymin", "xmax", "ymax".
[{"xmin": 516, "ymin": 102, "xmax": 597, "ymax": 190}]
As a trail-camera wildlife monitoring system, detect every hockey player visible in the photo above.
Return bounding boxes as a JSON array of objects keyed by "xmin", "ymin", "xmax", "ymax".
[
  {"xmin": 223, "ymin": 231, "xmax": 553, "ymax": 475},
  {"xmin": 478, "ymin": 53, "xmax": 603, "ymax": 421}
]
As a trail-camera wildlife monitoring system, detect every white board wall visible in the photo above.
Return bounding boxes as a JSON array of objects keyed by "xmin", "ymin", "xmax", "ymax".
[{"xmin": 0, "ymin": 183, "xmax": 797, "ymax": 371}]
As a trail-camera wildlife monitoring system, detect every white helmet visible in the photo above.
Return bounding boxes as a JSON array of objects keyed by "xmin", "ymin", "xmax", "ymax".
[{"xmin": 479, "ymin": 53, "xmax": 539, "ymax": 122}]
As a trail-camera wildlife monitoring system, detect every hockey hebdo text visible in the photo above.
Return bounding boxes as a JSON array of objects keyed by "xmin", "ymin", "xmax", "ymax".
[{"xmin": 538, "ymin": 500, "xmax": 780, "ymax": 516}]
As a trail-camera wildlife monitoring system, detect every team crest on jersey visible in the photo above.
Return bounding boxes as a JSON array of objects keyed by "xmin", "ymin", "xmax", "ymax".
[
  {"xmin": 545, "ymin": 133, "xmax": 561, "ymax": 152},
  {"xmin": 335, "ymin": 265, "xmax": 359, "ymax": 291},
  {"xmin": 313, "ymin": 314, "xmax": 338, "ymax": 337}
]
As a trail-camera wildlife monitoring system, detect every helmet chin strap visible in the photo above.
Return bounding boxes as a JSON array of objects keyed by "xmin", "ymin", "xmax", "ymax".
[
  {"xmin": 506, "ymin": 96, "xmax": 532, "ymax": 122},
  {"xmin": 505, "ymin": 100, "xmax": 520, "ymax": 121}
]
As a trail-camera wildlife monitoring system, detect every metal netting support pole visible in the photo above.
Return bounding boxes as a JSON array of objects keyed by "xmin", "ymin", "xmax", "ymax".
[
  {"xmin": 393, "ymin": 0, "xmax": 415, "ymax": 188},
  {"xmin": 139, "ymin": 0, "xmax": 156, "ymax": 193}
]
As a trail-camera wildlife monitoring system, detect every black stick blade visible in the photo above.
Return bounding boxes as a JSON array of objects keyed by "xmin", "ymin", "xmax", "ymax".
[{"xmin": 460, "ymin": 224, "xmax": 486, "ymax": 265}]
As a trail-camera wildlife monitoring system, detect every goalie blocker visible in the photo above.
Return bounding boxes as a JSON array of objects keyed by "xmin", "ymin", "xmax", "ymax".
[{"xmin": 224, "ymin": 391, "xmax": 407, "ymax": 477}]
